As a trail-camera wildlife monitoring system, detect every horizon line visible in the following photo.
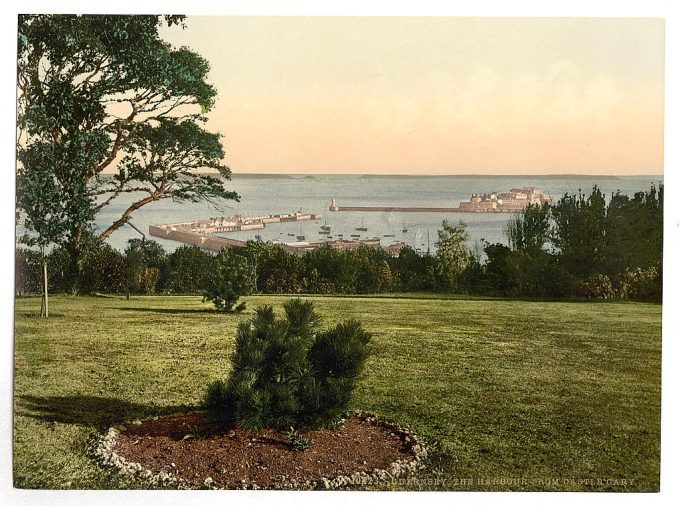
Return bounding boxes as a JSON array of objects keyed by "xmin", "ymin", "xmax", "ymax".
[{"xmin": 227, "ymin": 171, "xmax": 664, "ymax": 177}]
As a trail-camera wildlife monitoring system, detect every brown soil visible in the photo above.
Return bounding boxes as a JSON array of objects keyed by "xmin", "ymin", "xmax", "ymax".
[{"xmin": 113, "ymin": 412, "xmax": 413, "ymax": 489}]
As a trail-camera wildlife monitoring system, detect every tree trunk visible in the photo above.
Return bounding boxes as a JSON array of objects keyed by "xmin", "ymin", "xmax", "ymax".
[
  {"xmin": 42, "ymin": 256, "xmax": 49, "ymax": 318},
  {"xmin": 64, "ymin": 239, "xmax": 82, "ymax": 295}
]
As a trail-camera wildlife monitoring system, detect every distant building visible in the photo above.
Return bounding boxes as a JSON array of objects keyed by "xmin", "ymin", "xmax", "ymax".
[{"xmin": 457, "ymin": 187, "xmax": 552, "ymax": 213}]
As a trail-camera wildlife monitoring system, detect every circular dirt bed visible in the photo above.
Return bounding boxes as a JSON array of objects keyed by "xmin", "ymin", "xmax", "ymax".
[{"xmin": 93, "ymin": 411, "xmax": 427, "ymax": 489}]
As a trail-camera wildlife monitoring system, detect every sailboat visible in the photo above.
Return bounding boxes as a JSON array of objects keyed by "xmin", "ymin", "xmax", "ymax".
[
  {"xmin": 355, "ymin": 217, "xmax": 367, "ymax": 232},
  {"xmin": 319, "ymin": 218, "xmax": 331, "ymax": 234}
]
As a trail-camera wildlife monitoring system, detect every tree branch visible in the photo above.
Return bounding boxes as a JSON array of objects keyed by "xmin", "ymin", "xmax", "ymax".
[
  {"xmin": 88, "ymin": 186, "xmax": 150, "ymax": 197},
  {"xmin": 74, "ymin": 57, "xmax": 110, "ymax": 90},
  {"xmin": 98, "ymin": 191, "xmax": 162, "ymax": 240}
]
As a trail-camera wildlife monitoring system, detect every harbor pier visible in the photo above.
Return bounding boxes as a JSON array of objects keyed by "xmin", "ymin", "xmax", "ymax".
[
  {"xmin": 328, "ymin": 188, "xmax": 552, "ymax": 213},
  {"xmin": 148, "ymin": 209, "xmax": 407, "ymax": 256}
]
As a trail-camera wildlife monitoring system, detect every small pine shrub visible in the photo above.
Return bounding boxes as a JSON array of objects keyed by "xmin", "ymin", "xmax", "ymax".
[
  {"xmin": 285, "ymin": 427, "xmax": 314, "ymax": 451},
  {"xmin": 204, "ymin": 298, "xmax": 372, "ymax": 430}
]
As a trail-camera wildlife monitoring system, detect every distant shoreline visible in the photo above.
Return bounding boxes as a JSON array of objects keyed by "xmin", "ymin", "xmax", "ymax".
[
  {"xmin": 229, "ymin": 173, "xmax": 662, "ymax": 179},
  {"xmin": 100, "ymin": 172, "xmax": 663, "ymax": 180},
  {"xmin": 356, "ymin": 174, "xmax": 630, "ymax": 180},
  {"xmin": 230, "ymin": 173, "xmax": 296, "ymax": 179}
]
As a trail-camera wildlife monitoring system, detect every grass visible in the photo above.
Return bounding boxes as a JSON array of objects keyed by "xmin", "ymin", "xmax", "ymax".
[{"xmin": 13, "ymin": 294, "xmax": 661, "ymax": 491}]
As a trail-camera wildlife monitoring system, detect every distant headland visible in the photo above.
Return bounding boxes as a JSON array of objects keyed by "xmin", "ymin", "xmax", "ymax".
[{"xmin": 357, "ymin": 174, "xmax": 626, "ymax": 180}]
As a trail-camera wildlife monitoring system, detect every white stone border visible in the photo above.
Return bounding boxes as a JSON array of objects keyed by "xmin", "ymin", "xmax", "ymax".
[{"xmin": 90, "ymin": 410, "xmax": 429, "ymax": 490}]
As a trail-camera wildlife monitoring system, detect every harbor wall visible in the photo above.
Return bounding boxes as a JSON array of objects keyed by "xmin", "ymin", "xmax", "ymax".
[
  {"xmin": 334, "ymin": 206, "xmax": 518, "ymax": 213},
  {"xmin": 149, "ymin": 225, "xmax": 247, "ymax": 252}
]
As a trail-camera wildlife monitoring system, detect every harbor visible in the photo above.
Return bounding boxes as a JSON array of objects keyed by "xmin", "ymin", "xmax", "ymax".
[
  {"xmin": 148, "ymin": 209, "xmax": 408, "ymax": 256},
  {"xmin": 94, "ymin": 175, "xmax": 653, "ymax": 254},
  {"xmin": 158, "ymin": 209, "xmax": 322, "ymax": 234},
  {"xmin": 146, "ymin": 189, "xmax": 554, "ymax": 256}
]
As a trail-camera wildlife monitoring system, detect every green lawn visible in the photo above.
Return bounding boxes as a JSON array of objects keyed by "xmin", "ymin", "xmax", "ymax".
[{"xmin": 13, "ymin": 294, "xmax": 661, "ymax": 491}]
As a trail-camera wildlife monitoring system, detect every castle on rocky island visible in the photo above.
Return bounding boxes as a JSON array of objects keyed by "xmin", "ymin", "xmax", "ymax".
[{"xmin": 457, "ymin": 187, "xmax": 553, "ymax": 213}]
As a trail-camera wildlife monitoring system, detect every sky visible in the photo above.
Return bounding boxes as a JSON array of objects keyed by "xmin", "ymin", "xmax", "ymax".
[{"xmin": 159, "ymin": 16, "xmax": 665, "ymax": 176}]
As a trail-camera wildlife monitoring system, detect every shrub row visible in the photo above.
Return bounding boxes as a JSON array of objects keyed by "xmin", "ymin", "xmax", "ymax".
[{"xmin": 16, "ymin": 239, "xmax": 661, "ymax": 302}]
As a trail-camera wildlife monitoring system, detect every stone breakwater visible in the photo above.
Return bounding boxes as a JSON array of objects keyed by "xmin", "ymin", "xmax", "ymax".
[
  {"xmin": 328, "ymin": 187, "xmax": 552, "ymax": 213},
  {"xmin": 149, "ymin": 209, "xmax": 321, "ymax": 253},
  {"xmin": 90, "ymin": 411, "xmax": 429, "ymax": 490},
  {"xmin": 149, "ymin": 224, "xmax": 251, "ymax": 252},
  {"xmin": 331, "ymin": 206, "xmax": 465, "ymax": 213}
]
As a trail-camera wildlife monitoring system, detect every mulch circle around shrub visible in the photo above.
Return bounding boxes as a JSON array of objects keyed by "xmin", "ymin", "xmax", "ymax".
[{"xmin": 92, "ymin": 411, "xmax": 428, "ymax": 490}]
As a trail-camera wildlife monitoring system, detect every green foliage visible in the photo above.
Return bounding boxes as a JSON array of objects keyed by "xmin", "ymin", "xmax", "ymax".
[
  {"xmin": 508, "ymin": 250, "xmax": 573, "ymax": 298},
  {"xmin": 434, "ymin": 220, "xmax": 470, "ymax": 292},
  {"xmin": 395, "ymin": 246, "xmax": 437, "ymax": 291},
  {"xmin": 301, "ymin": 245, "xmax": 401, "ymax": 294},
  {"xmin": 482, "ymin": 242, "xmax": 572, "ymax": 298},
  {"xmin": 506, "ymin": 202, "xmax": 552, "ymax": 252},
  {"xmin": 551, "ymin": 187, "xmax": 607, "ymax": 277},
  {"xmin": 244, "ymin": 242, "xmax": 305, "ymax": 293},
  {"xmin": 304, "ymin": 268, "xmax": 336, "ymax": 294},
  {"xmin": 285, "ymin": 427, "xmax": 314, "ymax": 451},
  {"xmin": 481, "ymin": 243, "xmax": 514, "ymax": 295},
  {"xmin": 46, "ymin": 247, "xmax": 76, "ymax": 294},
  {"xmin": 79, "ymin": 244, "xmax": 127, "ymax": 294},
  {"xmin": 17, "ymin": 14, "xmax": 238, "ymax": 274},
  {"xmin": 352, "ymin": 248, "xmax": 395, "ymax": 293},
  {"xmin": 163, "ymin": 245, "xmax": 214, "ymax": 293},
  {"xmin": 16, "ymin": 132, "xmax": 103, "ymax": 251},
  {"xmin": 124, "ymin": 239, "xmax": 167, "ymax": 295},
  {"xmin": 458, "ymin": 252, "xmax": 485, "ymax": 295},
  {"xmin": 117, "ymin": 118, "xmax": 238, "ymax": 212},
  {"xmin": 302, "ymin": 244, "xmax": 345, "ymax": 292},
  {"xmin": 204, "ymin": 299, "xmax": 372, "ymax": 430},
  {"xmin": 203, "ymin": 247, "xmax": 256, "ymax": 312},
  {"xmin": 603, "ymin": 185, "xmax": 663, "ymax": 276},
  {"xmin": 15, "ymin": 249, "xmax": 43, "ymax": 296},
  {"xmin": 614, "ymin": 265, "xmax": 662, "ymax": 301},
  {"xmin": 573, "ymin": 273, "xmax": 616, "ymax": 300},
  {"xmin": 204, "ymin": 379, "xmax": 231, "ymax": 414},
  {"xmin": 307, "ymin": 319, "xmax": 373, "ymax": 422}
]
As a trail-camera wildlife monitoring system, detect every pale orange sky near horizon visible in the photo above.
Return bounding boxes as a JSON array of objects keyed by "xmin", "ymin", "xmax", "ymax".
[{"xmin": 159, "ymin": 16, "xmax": 665, "ymax": 175}]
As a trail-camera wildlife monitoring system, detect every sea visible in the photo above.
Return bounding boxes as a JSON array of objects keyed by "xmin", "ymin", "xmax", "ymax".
[{"xmin": 93, "ymin": 174, "xmax": 663, "ymax": 254}]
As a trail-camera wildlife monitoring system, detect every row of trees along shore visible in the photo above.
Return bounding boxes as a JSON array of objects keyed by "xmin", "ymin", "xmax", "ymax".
[{"xmin": 16, "ymin": 184, "xmax": 662, "ymax": 304}]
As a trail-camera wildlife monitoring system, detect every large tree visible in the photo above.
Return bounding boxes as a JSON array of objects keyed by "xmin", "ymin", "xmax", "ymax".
[
  {"xmin": 551, "ymin": 187, "xmax": 607, "ymax": 278},
  {"xmin": 505, "ymin": 202, "xmax": 552, "ymax": 253},
  {"xmin": 434, "ymin": 220, "xmax": 470, "ymax": 292},
  {"xmin": 17, "ymin": 15, "xmax": 238, "ymax": 285},
  {"xmin": 603, "ymin": 184, "xmax": 663, "ymax": 276}
]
